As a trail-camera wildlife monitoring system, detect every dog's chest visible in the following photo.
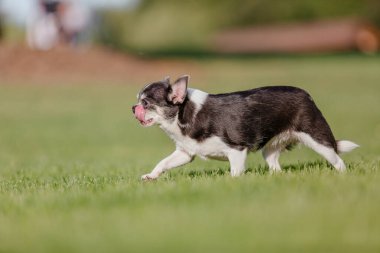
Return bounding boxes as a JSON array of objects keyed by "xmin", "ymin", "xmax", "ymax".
[{"xmin": 160, "ymin": 122, "xmax": 230, "ymax": 159}]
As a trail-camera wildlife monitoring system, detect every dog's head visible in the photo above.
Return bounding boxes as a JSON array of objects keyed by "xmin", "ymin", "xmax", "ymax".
[{"xmin": 132, "ymin": 75, "xmax": 189, "ymax": 127}]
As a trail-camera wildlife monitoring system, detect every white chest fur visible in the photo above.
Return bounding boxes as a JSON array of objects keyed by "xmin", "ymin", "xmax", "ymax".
[
  {"xmin": 160, "ymin": 120, "xmax": 231, "ymax": 159},
  {"xmin": 159, "ymin": 88, "xmax": 232, "ymax": 159}
]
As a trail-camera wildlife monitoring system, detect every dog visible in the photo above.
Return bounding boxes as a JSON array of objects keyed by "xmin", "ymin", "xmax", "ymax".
[{"xmin": 132, "ymin": 75, "xmax": 359, "ymax": 180}]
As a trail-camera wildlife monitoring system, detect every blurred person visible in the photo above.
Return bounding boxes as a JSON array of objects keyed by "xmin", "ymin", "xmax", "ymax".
[
  {"xmin": 27, "ymin": 0, "xmax": 91, "ymax": 50},
  {"xmin": 58, "ymin": 1, "xmax": 91, "ymax": 46},
  {"xmin": 27, "ymin": 0, "xmax": 61, "ymax": 50}
]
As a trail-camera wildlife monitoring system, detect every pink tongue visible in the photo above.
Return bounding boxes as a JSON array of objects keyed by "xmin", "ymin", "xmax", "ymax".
[{"xmin": 134, "ymin": 105, "xmax": 146, "ymax": 122}]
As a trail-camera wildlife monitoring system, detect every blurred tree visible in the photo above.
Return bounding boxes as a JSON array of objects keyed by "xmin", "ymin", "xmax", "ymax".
[
  {"xmin": 365, "ymin": 0, "xmax": 380, "ymax": 25},
  {"xmin": 96, "ymin": 1, "xmax": 219, "ymax": 54},
  {"xmin": 134, "ymin": 0, "xmax": 380, "ymax": 26},
  {"xmin": 95, "ymin": 11, "xmax": 128, "ymax": 50},
  {"xmin": 96, "ymin": 0, "xmax": 380, "ymax": 54}
]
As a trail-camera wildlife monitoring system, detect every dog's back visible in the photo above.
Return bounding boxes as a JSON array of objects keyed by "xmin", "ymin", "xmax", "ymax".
[{"xmin": 184, "ymin": 86, "xmax": 335, "ymax": 152}]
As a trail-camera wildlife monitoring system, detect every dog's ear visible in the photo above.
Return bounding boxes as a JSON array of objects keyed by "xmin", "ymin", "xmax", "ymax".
[
  {"xmin": 168, "ymin": 75, "xmax": 189, "ymax": 104},
  {"xmin": 163, "ymin": 76, "xmax": 170, "ymax": 83}
]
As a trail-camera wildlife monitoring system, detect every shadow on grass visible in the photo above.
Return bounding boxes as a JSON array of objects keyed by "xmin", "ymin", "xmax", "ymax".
[
  {"xmin": 247, "ymin": 160, "xmax": 331, "ymax": 174},
  {"xmin": 183, "ymin": 160, "xmax": 332, "ymax": 179},
  {"xmin": 282, "ymin": 160, "xmax": 330, "ymax": 172},
  {"xmin": 186, "ymin": 168, "xmax": 228, "ymax": 178}
]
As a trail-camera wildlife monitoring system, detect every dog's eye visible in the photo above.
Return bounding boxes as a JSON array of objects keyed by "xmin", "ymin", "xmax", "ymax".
[{"xmin": 141, "ymin": 99, "xmax": 149, "ymax": 107}]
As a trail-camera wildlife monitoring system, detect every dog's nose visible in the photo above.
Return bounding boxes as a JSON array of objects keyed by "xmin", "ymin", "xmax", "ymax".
[{"xmin": 132, "ymin": 105, "xmax": 136, "ymax": 114}]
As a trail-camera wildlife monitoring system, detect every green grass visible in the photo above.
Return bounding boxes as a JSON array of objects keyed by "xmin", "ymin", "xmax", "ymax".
[{"xmin": 0, "ymin": 55, "xmax": 380, "ymax": 253}]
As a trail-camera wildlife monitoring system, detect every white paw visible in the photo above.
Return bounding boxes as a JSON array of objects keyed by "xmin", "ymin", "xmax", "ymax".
[
  {"xmin": 141, "ymin": 173, "xmax": 159, "ymax": 181},
  {"xmin": 230, "ymin": 171, "xmax": 244, "ymax": 177},
  {"xmin": 269, "ymin": 167, "xmax": 282, "ymax": 174},
  {"xmin": 269, "ymin": 169, "xmax": 282, "ymax": 175},
  {"xmin": 333, "ymin": 158, "xmax": 346, "ymax": 172}
]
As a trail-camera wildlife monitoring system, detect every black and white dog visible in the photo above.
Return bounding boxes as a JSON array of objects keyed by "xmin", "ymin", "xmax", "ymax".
[{"xmin": 132, "ymin": 75, "xmax": 358, "ymax": 180}]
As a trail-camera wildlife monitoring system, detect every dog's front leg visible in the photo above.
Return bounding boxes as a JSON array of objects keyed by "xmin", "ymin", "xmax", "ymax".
[
  {"xmin": 228, "ymin": 148, "xmax": 247, "ymax": 177},
  {"xmin": 141, "ymin": 149, "xmax": 193, "ymax": 180}
]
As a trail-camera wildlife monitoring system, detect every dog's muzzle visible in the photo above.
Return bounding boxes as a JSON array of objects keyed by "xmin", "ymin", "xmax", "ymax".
[
  {"xmin": 132, "ymin": 104, "xmax": 144, "ymax": 121},
  {"xmin": 132, "ymin": 104, "xmax": 153, "ymax": 126}
]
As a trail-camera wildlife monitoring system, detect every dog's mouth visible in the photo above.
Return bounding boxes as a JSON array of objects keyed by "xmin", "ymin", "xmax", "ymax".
[
  {"xmin": 139, "ymin": 118, "xmax": 153, "ymax": 126},
  {"xmin": 134, "ymin": 104, "xmax": 154, "ymax": 126}
]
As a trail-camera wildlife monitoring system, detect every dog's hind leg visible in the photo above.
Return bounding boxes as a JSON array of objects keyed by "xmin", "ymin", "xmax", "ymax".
[
  {"xmin": 262, "ymin": 131, "xmax": 297, "ymax": 173},
  {"xmin": 295, "ymin": 132, "xmax": 346, "ymax": 171},
  {"xmin": 228, "ymin": 148, "xmax": 247, "ymax": 177},
  {"xmin": 262, "ymin": 146, "xmax": 282, "ymax": 173}
]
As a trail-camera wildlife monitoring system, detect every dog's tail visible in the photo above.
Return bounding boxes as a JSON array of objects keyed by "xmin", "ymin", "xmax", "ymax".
[{"xmin": 336, "ymin": 140, "xmax": 359, "ymax": 154}]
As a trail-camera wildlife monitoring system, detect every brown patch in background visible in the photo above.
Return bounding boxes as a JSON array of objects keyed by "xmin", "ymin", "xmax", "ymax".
[
  {"xmin": 0, "ymin": 44, "xmax": 199, "ymax": 84},
  {"xmin": 212, "ymin": 19, "xmax": 380, "ymax": 54}
]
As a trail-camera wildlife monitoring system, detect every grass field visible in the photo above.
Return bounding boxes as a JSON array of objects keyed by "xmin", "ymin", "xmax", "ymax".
[{"xmin": 0, "ymin": 55, "xmax": 380, "ymax": 253}]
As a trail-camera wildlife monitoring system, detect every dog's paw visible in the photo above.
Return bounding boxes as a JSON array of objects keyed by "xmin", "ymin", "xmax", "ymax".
[
  {"xmin": 141, "ymin": 173, "xmax": 158, "ymax": 181},
  {"xmin": 269, "ymin": 169, "xmax": 283, "ymax": 175}
]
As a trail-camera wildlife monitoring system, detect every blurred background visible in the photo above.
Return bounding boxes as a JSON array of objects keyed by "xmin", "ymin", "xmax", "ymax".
[
  {"xmin": 0, "ymin": 0, "xmax": 379, "ymax": 83},
  {"xmin": 0, "ymin": 0, "xmax": 379, "ymax": 161},
  {"xmin": 1, "ymin": 1, "xmax": 380, "ymax": 252}
]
